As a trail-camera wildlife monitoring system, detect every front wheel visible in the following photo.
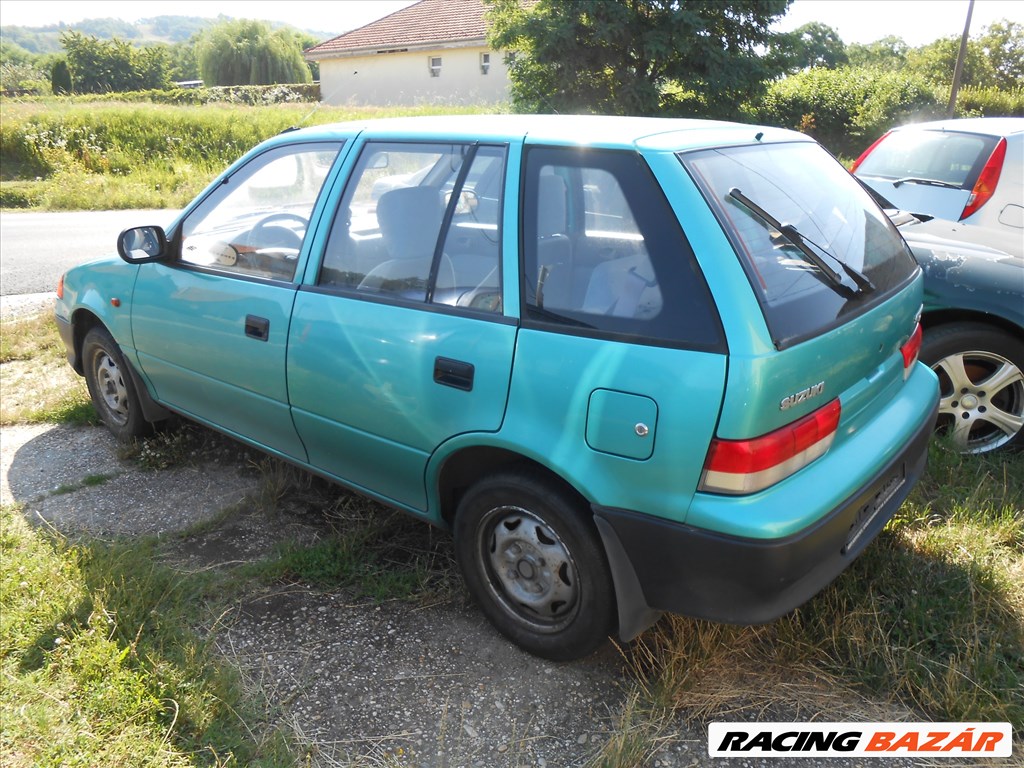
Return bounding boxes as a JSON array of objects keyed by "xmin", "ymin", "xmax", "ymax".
[
  {"xmin": 454, "ymin": 470, "xmax": 615, "ymax": 660},
  {"xmin": 920, "ymin": 322, "xmax": 1024, "ymax": 454},
  {"xmin": 82, "ymin": 326, "xmax": 151, "ymax": 442}
]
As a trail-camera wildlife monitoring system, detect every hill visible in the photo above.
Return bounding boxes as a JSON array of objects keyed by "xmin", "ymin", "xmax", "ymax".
[{"xmin": 0, "ymin": 15, "xmax": 335, "ymax": 54}]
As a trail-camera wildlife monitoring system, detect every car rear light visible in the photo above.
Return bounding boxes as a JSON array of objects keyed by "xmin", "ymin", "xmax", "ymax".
[
  {"xmin": 850, "ymin": 131, "xmax": 890, "ymax": 173},
  {"xmin": 901, "ymin": 322, "xmax": 923, "ymax": 379},
  {"xmin": 699, "ymin": 399, "xmax": 842, "ymax": 495},
  {"xmin": 960, "ymin": 137, "xmax": 1006, "ymax": 221},
  {"xmin": 56, "ymin": 273, "xmax": 64, "ymax": 300}
]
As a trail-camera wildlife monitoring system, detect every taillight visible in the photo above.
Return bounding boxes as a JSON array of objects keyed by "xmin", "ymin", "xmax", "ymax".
[
  {"xmin": 901, "ymin": 322, "xmax": 923, "ymax": 379},
  {"xmin": 56, "ymin": 273, "xmax": 64, "ymax": 300},
  {"xmin": 850, "ymin": 131, "xmax": 890, "ymax": 173},
  {"xmin": 960, "ymin": 137, "xmax": 1006, "ymax": 221},
  {"xmin": 699, "ymin": 399, "xmax": 842, "ymax": 495}
]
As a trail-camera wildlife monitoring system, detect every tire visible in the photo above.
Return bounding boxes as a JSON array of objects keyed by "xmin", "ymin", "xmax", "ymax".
[
  {"xmin": 82, "ymin": 326, "xmax": 151, "ymax": 442},
  {"xmin": 920, "ymin": 322, "xmax": 1024, "ymax": 454},
  {"xmin": 454, "ymin": 470, "xmax": 615, "ymax": 661}
]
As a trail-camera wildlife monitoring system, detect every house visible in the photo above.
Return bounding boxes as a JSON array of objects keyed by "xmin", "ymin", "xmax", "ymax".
[{"xmin": 305, "ymin": 0, "xmax": 510, "ymax": 107}]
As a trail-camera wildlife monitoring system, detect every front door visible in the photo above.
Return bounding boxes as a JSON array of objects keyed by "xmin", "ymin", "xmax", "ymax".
[{"xmin": 132, "ymin": 141, "xmax": 345, "ymax": 460}]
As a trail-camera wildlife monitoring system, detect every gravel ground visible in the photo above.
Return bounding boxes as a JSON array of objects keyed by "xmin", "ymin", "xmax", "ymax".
[{"xmin": 1, "ymin": 422, "xmax": 1014, "ymax": 767}]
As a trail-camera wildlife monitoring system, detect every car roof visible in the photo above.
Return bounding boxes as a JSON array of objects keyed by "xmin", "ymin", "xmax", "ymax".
[
  {"xmin": 890, "ymin": 117, "xmax": 1024, "ymax": 138},
  {"xmin": 279, "ymin": 113, "xmax": 807, "ymax": 153}
]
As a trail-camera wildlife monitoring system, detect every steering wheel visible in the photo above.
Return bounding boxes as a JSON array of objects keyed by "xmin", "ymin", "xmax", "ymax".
[{"xmin": 248, "ymin": 212, "xmax": 309, "ymax": 251}]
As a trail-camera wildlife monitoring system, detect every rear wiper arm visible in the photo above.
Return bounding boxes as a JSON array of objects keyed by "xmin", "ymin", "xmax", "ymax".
[
  {"xmin": 728, "ymin": 188, "xmax": 844, "ymax": 286},
  {"xmin": 891, "ymin": 177, "xmax": 960, "ymax": 190}
]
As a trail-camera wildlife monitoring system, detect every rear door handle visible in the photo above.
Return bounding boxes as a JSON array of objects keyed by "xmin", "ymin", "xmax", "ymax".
[
  {"xmin": 434, "ymin": 356, "xmax": 474, "ymax": 391},
  {"xmin": 245, "ymin": 315, "xmax": 270, "ymax": 341}
]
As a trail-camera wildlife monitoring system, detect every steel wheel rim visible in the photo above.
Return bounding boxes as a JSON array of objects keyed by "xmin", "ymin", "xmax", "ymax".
[
  {"xmin": 95, "ymin": 351, "xmax": 129, "ymax": 425},
  {"xmin": 475, "ymin": 505, "xmax": 581, "ymax": 633},
  {"xmin": 933, "ymin": 350, "xmax": 1024, "ymax": 453}
]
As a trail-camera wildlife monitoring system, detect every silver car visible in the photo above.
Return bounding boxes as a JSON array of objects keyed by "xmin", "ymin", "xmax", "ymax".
[{"xmin": 853, "ymin": 118, "xmax": 1024, "ymax": 257}]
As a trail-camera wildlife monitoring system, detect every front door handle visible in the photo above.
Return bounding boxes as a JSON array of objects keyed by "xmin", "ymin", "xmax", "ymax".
[
  {"xmin": 245, "ymin": 315, "xmax": 270, "ymax": 341},
  {"xmin": 434, "ymin": 356, "xmax": 474, "ymax": 391}
]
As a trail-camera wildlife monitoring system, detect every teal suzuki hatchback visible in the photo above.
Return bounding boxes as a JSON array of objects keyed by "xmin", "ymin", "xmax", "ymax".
[{"xmin": 56, "ymin": 115, "xmax": 939, "ymax": 660}]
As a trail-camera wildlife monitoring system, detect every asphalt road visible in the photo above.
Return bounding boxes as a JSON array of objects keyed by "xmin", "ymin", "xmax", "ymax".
[{"xmin": 0, "ymin": 209, "xmax": 177, "ymax": 296}]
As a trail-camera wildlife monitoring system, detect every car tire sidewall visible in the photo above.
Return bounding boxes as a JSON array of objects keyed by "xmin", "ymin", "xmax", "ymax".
[
  {"xmin": 454, "ymin": 470, "xmax": 616, "ymax": 661},
  {"xmin": 920, "ymin": 322, "xmax": 1024, "ymax": 453},
  {"xmin": 82, "ymin": 326, "xmax": 150, "ymax": 442}
]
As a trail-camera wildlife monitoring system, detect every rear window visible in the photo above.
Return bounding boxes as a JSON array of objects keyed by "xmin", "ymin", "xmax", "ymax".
[
  {"xmin": 855, "ymin": 129, "xmax": 999, "ymax": 189},
  {"xmin": 682, "ymin": 141, "xmax": 918, "ymax": 347}
]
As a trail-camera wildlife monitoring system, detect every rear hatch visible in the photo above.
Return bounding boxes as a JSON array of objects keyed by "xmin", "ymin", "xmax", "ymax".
[
  {"xmin": 852, "ymin": 127, "xmax": 1001, "ymax": 222},
  {"xmin": 681, "ymin": 140, "xmax": 923, "ymax": 504}
]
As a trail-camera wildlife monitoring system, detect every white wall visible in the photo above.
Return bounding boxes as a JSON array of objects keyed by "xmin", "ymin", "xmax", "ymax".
[{"xmin": 317, "ymin": 45, "xmax": 509, "ymax": 107}]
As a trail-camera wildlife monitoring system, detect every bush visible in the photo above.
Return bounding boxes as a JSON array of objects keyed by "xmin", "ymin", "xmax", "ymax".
[
  {"xmin": 954, "ymin": 85, "xmax": 1024, "ymax": 117},
  {"xmin": 753, "ymin": 66, "xmax": 943, "ymax": 157}
]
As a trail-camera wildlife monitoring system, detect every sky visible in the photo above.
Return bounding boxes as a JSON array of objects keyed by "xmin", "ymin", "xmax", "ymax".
[{"xmin": 0, "ymin": 0, "xmax": 1021, "ymax": 47}]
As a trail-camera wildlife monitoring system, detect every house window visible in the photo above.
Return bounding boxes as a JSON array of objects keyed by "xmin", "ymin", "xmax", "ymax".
[
  {"xmin": 429, "ymin": 56, "xmax": 442, "ymax": 77},
  {"xmin": 480, "ymin": 52, "xmax": 490, "ymax": 75}
]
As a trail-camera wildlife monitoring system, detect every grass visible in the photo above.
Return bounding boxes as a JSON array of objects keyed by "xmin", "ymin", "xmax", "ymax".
[
  {"xmin": 610, "ymin": 440, "xmax": 1023, "ymax": 759},
  {"xmin": 0, "ymin": 505, "xmax": 295, "ymax": 767},
  {"xmin": 0, "ymin": 100, "xmax": 503, "ymax": 211},
  {"xmin": 0, "ymin": 312, "xmax": 95, "ymax": 426},
  {"xmin": 3, "ymin": 302, "xmax": 1022, "ymax": 765}
]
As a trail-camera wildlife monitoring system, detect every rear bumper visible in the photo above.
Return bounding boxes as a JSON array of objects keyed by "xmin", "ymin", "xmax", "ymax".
[{"xmin": 595, "ymin": 398, "xmax": 937, "ymax": 633}]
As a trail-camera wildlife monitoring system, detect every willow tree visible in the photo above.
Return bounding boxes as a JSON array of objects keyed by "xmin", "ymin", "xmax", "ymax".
[{"xmin": 195, "ymin": 19, "xmax": 311, "ymax": 86}]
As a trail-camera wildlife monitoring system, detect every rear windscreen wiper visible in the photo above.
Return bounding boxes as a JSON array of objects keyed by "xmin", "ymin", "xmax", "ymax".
[
  {"xmin": 891, "ymin": 177, "xmax": 961, "ymax": 190},
  {"xmin": 728, "ymin": 188, "xmax": 875, "ymax": 295}
]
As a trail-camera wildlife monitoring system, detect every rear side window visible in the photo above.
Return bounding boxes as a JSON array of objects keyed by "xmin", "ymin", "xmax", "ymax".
[
  {"xmin": 319, "ymin": 141, "xmax": 505, "ymax": 314},
  {"xmin": 522, "ymin": 146, "xmax": 722, "ymax": 350},
  {"xmin": 855, "ymin": 129, "xmax": 999, "ymax": 189},
  {"xmin": 682, "ymin": 141, "xmax": 918, "ymax": 348}
]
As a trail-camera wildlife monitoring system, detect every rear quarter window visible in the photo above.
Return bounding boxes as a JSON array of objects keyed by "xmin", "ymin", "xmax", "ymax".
[
  {"xmin": 681, "ymin": 141, "xmax": 919, "ymax": 348},
  {"xmin": 521, "ymin": 146, "xmax": 723, "ymax": 350}
]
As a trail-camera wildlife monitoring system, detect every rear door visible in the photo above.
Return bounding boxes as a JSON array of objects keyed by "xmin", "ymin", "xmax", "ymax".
[{"xmin": 287, "ymin": 140, "xmax": 516, "ymax": 511}]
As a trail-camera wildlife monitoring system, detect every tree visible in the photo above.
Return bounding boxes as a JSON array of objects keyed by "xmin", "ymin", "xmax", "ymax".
[
  {"xmin": 906, "ymin": 35, "xmax": 997, "ymax": 89},
  {"xmin": 774, "ymin": 22, "xmax": 848, "ymax": 72},
  {"xmin": 486, "ymin": 0, "xmax": 792, "ymax": 118},
  {"xmin": 60, "ymin": 31, "xmax": 170, "ymax": 92},
  {"xmin": 846, "ymin": 36, "xmax": 909, "ymax": 71},
  {"xmin": 50, "ymin": 59, "xmax": 72, "ymax": 94},
  {"xmin": 979, "ymin": 19, "xmax": 1024, "ymax": 90},
  {"xmin": 195, "ymin": 19, "xmax": 312, "ymax": 86}
]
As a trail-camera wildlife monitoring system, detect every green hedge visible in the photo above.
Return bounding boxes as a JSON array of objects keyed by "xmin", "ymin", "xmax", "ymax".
[
  {"xmin": 752, "ymin": 67, "xmax": 944, "ymax": 158},
  {"xmin": 753, "ymin": 67, "xmax": 1024, "ymax": 159}
]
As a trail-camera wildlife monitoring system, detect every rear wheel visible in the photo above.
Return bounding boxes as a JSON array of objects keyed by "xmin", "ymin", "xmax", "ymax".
[
  {"xmin": 82, "ymin": 326, "xmax": 151, "ymax": 442},
  {"xmin": 920, "ymin": 322, "xmax": 1024, "ymax": 454},
  {"xmin": 454, "ymin": 470, "xmax": 615, "ymax": 660}
]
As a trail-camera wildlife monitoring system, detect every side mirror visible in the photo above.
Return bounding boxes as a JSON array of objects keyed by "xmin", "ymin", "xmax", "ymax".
[{"xmin": 117, "ymin": 226, "xmax": 168, "ymax": 263}]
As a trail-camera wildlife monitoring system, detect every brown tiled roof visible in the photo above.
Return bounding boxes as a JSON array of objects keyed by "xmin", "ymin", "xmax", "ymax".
[{"xmin": 307, "ymin": 0, "xmax": 489, "ymax": 57}]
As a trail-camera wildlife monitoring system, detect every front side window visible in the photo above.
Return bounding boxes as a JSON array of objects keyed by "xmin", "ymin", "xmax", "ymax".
[
  {"xmin": 319, "ymin": 141, "xmax": 505, "ymax": 313},
  {"xmin": 180, "ymin": 142, "xmax": 341, "ymax": 281},
  {"xmin": 522, "ymin": 146, "xmax": 722, "ymax": 349}
]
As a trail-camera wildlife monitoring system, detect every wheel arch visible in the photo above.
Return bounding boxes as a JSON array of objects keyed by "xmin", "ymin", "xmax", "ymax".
[
  {"xmin": 436, "ymin": 445, "xmax": 587, "ymax": 529},
  {"xmin": 75, "ymin": 309, "xmax": 171, "ymax": 424},
  {"xmin": 433, "ymin": 442, "xmax": 661, "ymax": 643},
  {"xmin": 921, "ymin": 308, "xmax": 1024, "ymax": 340},
  {"xmin": 70, "ymin": 308, "xmax": 104, "ymax": 375}
]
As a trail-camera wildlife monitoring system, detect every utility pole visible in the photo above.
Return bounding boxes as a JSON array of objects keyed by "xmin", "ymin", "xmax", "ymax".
[{"xmin": 947, "ymin": 0, "xmax": 975, "ymax": 117}]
